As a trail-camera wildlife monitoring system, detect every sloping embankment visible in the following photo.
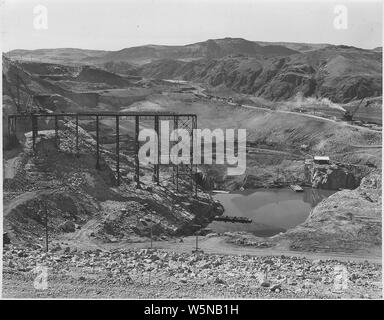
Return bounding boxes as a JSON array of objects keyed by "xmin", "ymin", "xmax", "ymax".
[
  {"xmin": 285, "ymin": 173, "xmax": 381, "ymax": 255},
  {"xmin": 3, "ymin": 123, "xmax": 223, "ymax": 246}
]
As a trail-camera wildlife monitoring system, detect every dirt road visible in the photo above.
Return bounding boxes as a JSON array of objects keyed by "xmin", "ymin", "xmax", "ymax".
[
  {"xmin": 61, "ymin": 234, "xmax": 381, "ymax": 264},
  {"xmin": 186, "ymin": 81, "xmax": 380, "ymax": 134},
  {"xmin": 237, "ymin": 103, "xmax": 381, "ymax": 134}
]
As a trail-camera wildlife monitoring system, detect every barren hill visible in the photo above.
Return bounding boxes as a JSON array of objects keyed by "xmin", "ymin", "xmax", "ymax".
[
  {"xmin": 7, "ymin": 48, "xmax": 107, "ymax": 65},
  {"xmin": 1, "ymin": 57, "xmax": 138, "ymax": 119},
  {"xmin": 255, "ymin": 41, "xmax": 331, "ymax": 52},
  {"xmin": 7, "ymin": 38, "xmax": 300, "ymax": 65},
  {"xmin": 7, "ymin": 39, "xmax": 381, "ymax": 103},
  {"xmin": 83, "ymin": 38, "xmax": 299, "ymax": 66},
  {"xmin": 139, "ymin": 45, "xmax": 382, "ymax": 103}
]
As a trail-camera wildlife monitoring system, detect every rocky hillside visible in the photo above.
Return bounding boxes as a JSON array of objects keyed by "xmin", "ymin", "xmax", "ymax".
[
  {"xmin": 74, "ymin": 66, "xmax": 132, "ymax": 86},
  {"xmin": 2, "ymin": 57, "xmax": 139, "ymax": 124},
  {"xmin": 3, "ymin": 121, "xmax": 223, "ymax": 246},
  {"xmin": 139, "ymin": 45, "xmax": 382, "ymax": 103},
  {"xmin": 96, "ymin": 38, "xmax": 299, "ymax": 65},
  {"xmin": 6, "ymin": 39, "xmax": 381, "ymax": 103},
  {"xmin": 285, "ymin": 173, "xmax": 382, "ymax": 254}
]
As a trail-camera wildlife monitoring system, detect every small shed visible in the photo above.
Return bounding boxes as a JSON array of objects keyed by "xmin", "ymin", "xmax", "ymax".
[{"xmin": 314, "ymin": 156, "xmax": 330, "ymax": 165}]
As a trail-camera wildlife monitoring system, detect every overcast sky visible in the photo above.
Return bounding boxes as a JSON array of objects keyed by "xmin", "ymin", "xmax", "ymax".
[{"xmin": 1, "ymin": 0, "xmax": 382, "ymax": 51}]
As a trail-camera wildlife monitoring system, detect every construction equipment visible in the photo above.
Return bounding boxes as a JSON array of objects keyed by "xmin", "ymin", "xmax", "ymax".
[{"xmin": 343, "ymin": 98, "xmax": 372, "ymax": 122}]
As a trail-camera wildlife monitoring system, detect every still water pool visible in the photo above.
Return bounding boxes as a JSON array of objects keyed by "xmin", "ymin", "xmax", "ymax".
[{"xmin": 209, "ymin": 188, "xmax": 336, "ymax": 237}]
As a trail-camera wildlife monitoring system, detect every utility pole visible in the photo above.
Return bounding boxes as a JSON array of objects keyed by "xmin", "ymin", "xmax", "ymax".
[
  {"xmin": 16, "ymin": 73, "xmax": 20, "ymax": 113},
  {"xmin": 135, "ymin": 116, "xmax": 140, "ymax": 188},
  {"xmin": 116, "ymin": 116, "xmax": 120, "ymax": 185},
  {"xmin": 150, "ymin": 212, "xmax": 153, "ymax": 249},
  {"xmin": 148, "ymin": 268, "xmax": 151, "ymax": 285},
  {"xmin": 44, "ymin": 202, "xmax": 49, "ymax": 252},
  {"xmin": 76, "ymin": 115, "xmax": 79, "ymax": 157},
  {"xmin": 192, "ymin": 224, "xmax": 202, "ymax": 253},
  {"xmin": 95, "ymin": 115, "xmax": 100, "ymax": 169}
]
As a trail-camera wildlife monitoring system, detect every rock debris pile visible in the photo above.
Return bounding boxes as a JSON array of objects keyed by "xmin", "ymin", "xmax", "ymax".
[{"xmin": 2, "ymin": 245, "xmax": 382, "ymax": 299}]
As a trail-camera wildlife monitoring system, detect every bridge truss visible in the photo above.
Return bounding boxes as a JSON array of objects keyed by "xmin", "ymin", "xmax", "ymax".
[{"xmin": 7, "ymin": 112, "xmax": 198, "ymax": 196}]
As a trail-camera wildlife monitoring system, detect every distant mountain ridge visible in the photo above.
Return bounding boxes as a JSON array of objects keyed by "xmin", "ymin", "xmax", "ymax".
[
  {"xmin": 8, "ymin": 38, "xmax": 380, "ymax": 67},
  {"xmin": 6, "ymin": 37, "xmax": 320, "ymax": 65},
  {"xmin": 139, "ymin": 45, "xmax": 382, "ymax": 103},
  {"xmin": 5, "ymin": 38, "xmax": 382, "ymax": 103},
  {"xmin": 7, "ymin": 48, "xmax": 107, "ymax": 65},
  {"xmin": 254, "ymin": 41, "xmax": 331, "ymax": 52},
  {"xmin": 97, "ymin": 38, "xmax": 300, "ymax": 64}
]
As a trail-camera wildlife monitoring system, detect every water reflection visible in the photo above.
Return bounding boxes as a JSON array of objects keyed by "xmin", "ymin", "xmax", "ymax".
[
  {"xmin": 302, "ymin": 188, "xmax": 335, "ymax": 207},
  {"xmin": 208, "ymin": 188, "xmax": 336, "ymax": 237}
]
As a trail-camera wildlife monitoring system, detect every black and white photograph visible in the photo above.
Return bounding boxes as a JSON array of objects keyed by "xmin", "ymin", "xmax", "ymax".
[{"xmin": 0, "ymin": 0, "xmax": 382, "ymax": 303}]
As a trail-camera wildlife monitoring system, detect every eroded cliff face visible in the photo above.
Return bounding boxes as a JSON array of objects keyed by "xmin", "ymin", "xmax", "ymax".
[
  {"xmin": 311, "ymin": 164, "xmax": 360, "ymax": 190},
  {"xmin": 285, "ymin": 173, "xmax": 381, "ymax": 254},
  {"xmin": 139, "ymin": 46, "xmax": 382, "ymax": 103}
]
